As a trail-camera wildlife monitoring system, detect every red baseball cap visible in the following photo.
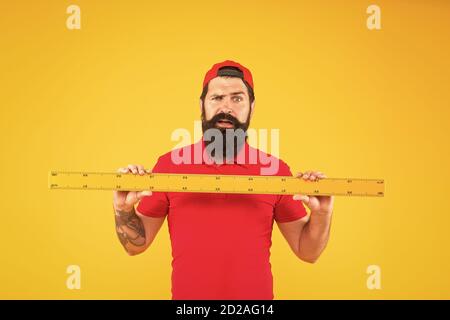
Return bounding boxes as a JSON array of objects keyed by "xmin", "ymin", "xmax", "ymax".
[{"xmin": 202, "ymin": 60, "xmax": 254, "ymax": 91}]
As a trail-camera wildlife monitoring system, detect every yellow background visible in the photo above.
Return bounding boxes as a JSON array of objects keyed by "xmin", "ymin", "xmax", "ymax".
[{"xmin": 1, "ymin": 0, "xmax": 449, "ymax": 299}]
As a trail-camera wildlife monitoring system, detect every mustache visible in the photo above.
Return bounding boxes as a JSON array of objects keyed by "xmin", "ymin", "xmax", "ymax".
[{"xmin": 208, "ymin": 112, "xmax": 241, "ymax": 127}]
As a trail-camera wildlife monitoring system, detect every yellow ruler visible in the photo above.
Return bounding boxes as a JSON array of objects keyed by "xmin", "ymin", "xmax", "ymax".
[{"xmin": 48, "ymin": 171, "xmax": 385, "ymax": 197}]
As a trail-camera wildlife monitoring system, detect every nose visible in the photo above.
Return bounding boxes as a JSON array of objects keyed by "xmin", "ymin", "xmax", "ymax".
[
  {"xmin": 218, "ymin": 108, "xmax": 233, "ymax": 117},
  {"xmin": 218, "ymin": 102, "xmax": 234, "ymax": 116}
]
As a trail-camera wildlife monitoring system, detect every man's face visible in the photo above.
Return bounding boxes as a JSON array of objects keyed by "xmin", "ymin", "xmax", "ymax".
[
  {"xmin": 200, "ymin": 76, "xmax": 255, "ymax": 160},
  {"xmin": 201, "ymin": 76, "xmax": 254, "ymax": 129}
]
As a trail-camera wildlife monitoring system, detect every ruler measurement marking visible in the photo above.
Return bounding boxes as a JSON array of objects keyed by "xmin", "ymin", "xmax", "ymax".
[{"xmin": 48, "ymin": 171, "xmax": 384, "ymax": 197}]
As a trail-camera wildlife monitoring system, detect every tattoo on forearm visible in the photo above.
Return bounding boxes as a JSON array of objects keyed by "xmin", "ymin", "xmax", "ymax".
[{"xmin": 114, "ymin": 207, "xmax": 146, "ymax": 247}]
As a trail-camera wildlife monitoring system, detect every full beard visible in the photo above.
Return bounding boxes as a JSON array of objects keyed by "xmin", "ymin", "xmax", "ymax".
[{"xmin": 201, "ymin": 107, "xmax": 251, "ymax": 162}]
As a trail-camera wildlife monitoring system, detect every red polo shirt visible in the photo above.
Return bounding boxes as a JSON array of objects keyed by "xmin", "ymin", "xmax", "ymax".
[{"xmin": 136, "ymin": 137, "xmax": 307, "ymax": 300}]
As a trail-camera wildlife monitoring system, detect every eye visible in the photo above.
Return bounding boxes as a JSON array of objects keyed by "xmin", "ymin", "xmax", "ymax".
[{"xmin": 232, "ymin": 96, "xmax": 243, "ymax": 102}]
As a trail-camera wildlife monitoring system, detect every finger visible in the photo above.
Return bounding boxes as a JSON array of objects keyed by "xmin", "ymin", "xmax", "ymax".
[
  {"xmin": 295, "ymin": 172, "xmax": 303, "ymax": 178},
  {"xmin": 136, "ymin": 164, "xmax": 145, "ymax": 175},
  {"xmin": 125, "ymin": 191, "xmax": 138, "ymax": 205},
  {"xmin": 302, "ymin": 171, "xmax": 312, "ymax": 180},
  {"xmin": 303, "ymin": 195, "xmax": 310, "ymax": 204},
  {"xmin": 137, "ymin": 190, "xmax": 152, "ymax": 200},
  {"xmin": 309, "ymin": 174, "xmax": 317, "ymax": 181},
  {"xmin": 117, "ymin": 167, "xmax": 129, "ymax": 174},
  {"xmin": 293, "ymin": 194, "xmax": 309, "ymax": 202},
  {"xmin": 127, "ymin": 164, "xmax": 138, "ymax": 174},
  {"xmin": 310, "ymin": 171, "xmax": 323, "ymax": 181},
  {"xmin": 145, "ymin": 168, "xmax": 152, "ymax": 174}
]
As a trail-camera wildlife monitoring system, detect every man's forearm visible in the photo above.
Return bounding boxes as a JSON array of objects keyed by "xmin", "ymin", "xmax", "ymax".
[
  {"xmin": 114, "ymin": 206, "xmax": 146, "ymax": 255},
  {"xmin": 298, "ymin": 212, "xmax": 332, "ymax": 263}
]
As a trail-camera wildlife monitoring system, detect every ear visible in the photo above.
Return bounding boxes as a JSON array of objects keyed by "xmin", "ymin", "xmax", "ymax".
[
  {"xmin": 199, "ymin": 99, "xmax": 203, "ymax": 113},
  {"xmin": 249, "ymin": 100, "xmax": 255, "ymax": 118}
]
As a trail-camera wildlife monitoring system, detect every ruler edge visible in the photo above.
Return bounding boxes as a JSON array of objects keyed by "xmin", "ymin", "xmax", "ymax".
[
  {"xmin": 48, "ymin": 170, "xmax": 385, "ymax": 196},
  {"xmin": 49, "ymin": 170, "xmax": 385, "ymax": 182}
]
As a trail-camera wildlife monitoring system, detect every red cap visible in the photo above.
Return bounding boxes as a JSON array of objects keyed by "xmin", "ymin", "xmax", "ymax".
[{"xmin": 202, "ymin": 60, "xmax": 254, "ymax": 90}]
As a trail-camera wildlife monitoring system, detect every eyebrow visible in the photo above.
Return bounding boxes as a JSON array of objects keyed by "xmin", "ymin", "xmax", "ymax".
[{"xmin": 211, "ymin": 91, "xmax": 246, "ymax": 98}]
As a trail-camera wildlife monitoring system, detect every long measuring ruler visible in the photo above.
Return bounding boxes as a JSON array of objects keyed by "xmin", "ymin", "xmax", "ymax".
[{"xmin": 48, "ymin": 171, "xmax": 385, "ymax": 197}]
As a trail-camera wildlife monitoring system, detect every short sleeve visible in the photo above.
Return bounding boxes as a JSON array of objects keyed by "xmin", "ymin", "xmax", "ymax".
[
  {"xmin": 273, "ymin": 161, "xmax": 308, "ymax": 223},
  {"xmin": 136, "ymin": 156, "xmax": 170, "ymax": 218}
]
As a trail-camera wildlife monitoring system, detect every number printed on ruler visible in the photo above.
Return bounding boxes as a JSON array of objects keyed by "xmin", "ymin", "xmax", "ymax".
[{"xmin": 49, "ymin": 171, "xmax": 385, "ymax": 197}]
